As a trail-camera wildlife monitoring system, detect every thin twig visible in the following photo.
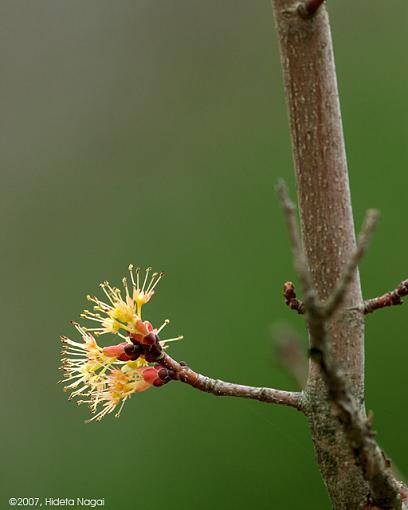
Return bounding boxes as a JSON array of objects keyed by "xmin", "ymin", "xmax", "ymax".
[
  {"xmin": 364, "ymin": 279, "xmax": 408, "ymax": 314},
  {"xmin": 276, "ymin": 180, "xmax": 317, "ymax": 313},
  {"xmin": 323, "ymin": 210, "xmax": 380, "ymax": 318},
  {"xmin": 159, "ymin": 352, "xmax": 303, "ymax": 410}
]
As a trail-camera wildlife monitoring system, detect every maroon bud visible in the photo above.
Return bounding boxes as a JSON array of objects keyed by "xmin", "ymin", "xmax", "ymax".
[
  {"xmin": 134, "ymin": 343, "xmax": 145, "ymax": 355},
  {"xmin": 144, "ymin": 343, "xmax": 163, "ymax": 362},
  {"xmin": 153, "ymin": 379, "xmax": 166, "ymax": 387},
  {"xmin": 124, "ymin": 344, "xmax": 136, "ymax": 355},
  {"xmin": 143, "ymin": 333, "xmax": 159, "ymax": 346},
  {"xmin": 127, "ymin": 343, "xmax": 147, "ymax": 361},
  {"xmin": 158, "ymin": 368, "xmax": 169, "ymax": 380}
]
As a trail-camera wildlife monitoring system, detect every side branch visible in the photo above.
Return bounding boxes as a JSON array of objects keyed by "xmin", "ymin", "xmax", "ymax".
[
  {"xmin": 276, "ymin": 180, "xmax": 316, "ymax": 312},
  {"xmin": 159, "ymin": 352, "xmax": 303, "ymax": 410},
  {"xmin": 364, "ymin": 279, "xmax": 408, "ymax": 314},
  {"xmin": 282, "ymin": 209, "xmax": 380, "ymax": 319}
]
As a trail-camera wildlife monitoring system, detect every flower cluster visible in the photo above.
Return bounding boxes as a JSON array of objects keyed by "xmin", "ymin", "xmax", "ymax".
[{"xmin": 60, "ymin": 266, "xmax": 181, "ymax": 422}]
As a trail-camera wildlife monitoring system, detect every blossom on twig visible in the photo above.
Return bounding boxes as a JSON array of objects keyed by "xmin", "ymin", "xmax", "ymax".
[{"xmin": 59, "ymin": 266, "xmax": 182, "ymax": 422}]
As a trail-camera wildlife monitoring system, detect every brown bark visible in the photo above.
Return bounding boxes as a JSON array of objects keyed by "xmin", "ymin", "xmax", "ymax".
[
  {"xmin": 271, "ymin": 2, "xmax": 369, "ymax": 507},
  {"xmin": 364, "ymin": 279, "xmax": 408, "ymax": 314},
  {"xmin": 159, "ymin": 352, "xmax": 303, "ymax": 409}
]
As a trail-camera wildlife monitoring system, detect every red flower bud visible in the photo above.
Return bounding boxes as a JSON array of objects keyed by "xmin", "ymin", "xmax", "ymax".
[
  {"xmin": 103, "ymin": 342, "xmax": 129, "ymax": 359},
  {"xmin": 136, "ymin": 320, "xmax": 150, "ymax": 336},
  {"xmin": 102, "ymin": 342, "xmax": 145, "ymax": 361},
  {"xmin": 129, "ymin": 333, "xmax": 144, "ymax": 345},
  {"xmin": 141, "ymin": 365, "xmax": 172, "ymax": 387},
  {"xmin": 141, "ymin": 366, "xmax": 161, "ymax": 385},
  {"xmin": 144, "ymin": 321, "xmax": 154, "ymax": 333},
  {"xmin": 143, "ymin": 332, "xmax": 158, "ymax": 346}
]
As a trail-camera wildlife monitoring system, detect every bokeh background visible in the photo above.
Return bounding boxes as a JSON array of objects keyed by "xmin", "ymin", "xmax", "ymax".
[{"xmin": 1, "ymin": 1, "xmax": 407, "ymax": 509}]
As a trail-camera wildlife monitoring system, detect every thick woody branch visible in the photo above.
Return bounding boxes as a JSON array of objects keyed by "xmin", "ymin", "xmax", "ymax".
[
  {"xmin": 159, "ymin": 352, "xmax": 303, "ymax": 410},
  {"xmin": 279, "ymin": 182, "xmax": 402, "ymax": 508},
  {"xmin": 324, "ymin": 210, "xmax": 379, "ymax": 318},
  {"xmin": 282, "ymin": 210, "xmax": 380, "ymax": 319},
  {"xmin": 307, "ymin": 296, "xmax": 402, "ymax": 508},
  {"xmin": 308, "ymin": 315, "xmax": 403, "ymax": 509},
  {"xmin": 271, "ymin": 0, "xmax": 406, "ymax": 505},
  {"xmin": 310, "ymin": 337, "xmax": 403, "ymax": 509},
  {"xmin": 364, "ymin": 279, "xmax": 408, "ymax": 314}
]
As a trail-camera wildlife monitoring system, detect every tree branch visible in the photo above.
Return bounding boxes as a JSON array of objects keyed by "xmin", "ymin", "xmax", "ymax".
[
  {"xmin": 278, "ymin": 181, "xmax": 402, "ymax": 509},
  {"xmin": 323, "ymin": 210, "xmax": 379, "ymax": 318},
  {"xmin": 310, "ymin": 340, "xmax": 403, "ymax": 509},
  {"xmin": 158, "ymin": 352, "xmax": 303, "ymax": 410},
  {"xmin": 271, "ymin": 0, "xmax": 406, "ymax": 505},
  {"xmin": 276, "ymin": 180, "xmax": 317, "ymax": 314},
  {"xmin": 282, "ymin": 210, "xmax": 380, "ymax": 320},
  {"xmin": 364, "ymin": 279, "xmax": 408, "ymax": 314}
]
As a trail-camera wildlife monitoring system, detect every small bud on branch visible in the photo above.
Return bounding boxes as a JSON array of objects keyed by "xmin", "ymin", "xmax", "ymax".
[
  {"xmin": 283, "ymin": 281, "xmax": 305, "ymax": 314},
  {"xmin": 364, "ymin": 279, "xmax": 408, "ymax": 314}
]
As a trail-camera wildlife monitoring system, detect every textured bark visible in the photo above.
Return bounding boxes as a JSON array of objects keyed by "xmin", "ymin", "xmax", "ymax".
[
  {"xmin": 159, "ymin": 352, "xmax": 302, "ymax": 408},
  {"xmin": 271, "ymin": 2, "xmax": 369, "ymax": 508}
]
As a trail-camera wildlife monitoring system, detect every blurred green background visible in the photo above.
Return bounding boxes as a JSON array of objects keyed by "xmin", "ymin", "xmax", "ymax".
[{"xmin": 1, "ymin": 1, "xmax": 407, "ymax": 509}]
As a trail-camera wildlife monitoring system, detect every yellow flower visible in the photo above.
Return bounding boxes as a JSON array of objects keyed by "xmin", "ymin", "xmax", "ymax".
[
  {"xmin": 59, "ymin": 323, "xmax": 112, "ymax": 401},
  {"xmin": 60, "ymin": 323, "xmax": 151, "ymax": 421},
  {"xmin": 60, "ymin": 265, "xmax": 183, "ymax": 422},
  {"xmin": 83, "ymin": 367, "xmax": 152, "ymax": 423},
  {"xmin": 80, "ymin": 266, "xmax": 163, "ymax": 337}
]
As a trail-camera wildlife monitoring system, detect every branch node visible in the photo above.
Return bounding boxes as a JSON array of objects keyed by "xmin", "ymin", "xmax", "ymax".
[
  {"xmin": 323, "ymin": 209, "xmax": 380, "ymax": 318},
  {"xmin": 277, "ymin": 186, "xmax": 401, "ymax": 506}
]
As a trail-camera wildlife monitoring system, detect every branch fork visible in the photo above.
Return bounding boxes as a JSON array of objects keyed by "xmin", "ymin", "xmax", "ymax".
[
  {"xmin": 152, "ymin": 177, "xmax": 405, "ymax": 508},
  {"xmin": 276, "ymin": 180, "xmax": 404, "ymax": 509}
]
